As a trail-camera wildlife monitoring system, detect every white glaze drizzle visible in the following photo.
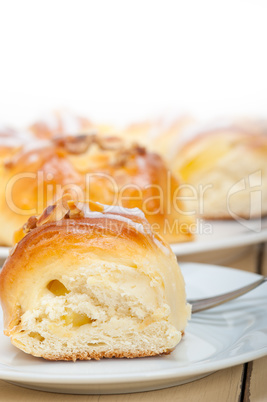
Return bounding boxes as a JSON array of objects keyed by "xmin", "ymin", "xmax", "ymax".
[
  {"xmin": 79, "ymin": 201, "xmax": 169, "ymax": 255},
  {"xmin": 102, "ymin": 204, "xmax": 146, "ymax": 219},
  {"xmin": 81, "ymin": 204, "xmax": 145, "ymax": 234}
]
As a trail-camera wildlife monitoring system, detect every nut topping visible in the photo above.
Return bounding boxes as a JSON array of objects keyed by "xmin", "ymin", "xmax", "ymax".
[{"xmin": 54, "ymin": 133, "xmax": 96, "ymax": 154}]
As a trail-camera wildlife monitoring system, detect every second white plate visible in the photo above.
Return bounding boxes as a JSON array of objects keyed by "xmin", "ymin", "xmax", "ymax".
[{"xmin": 171, "ymin": 217, "xmax": 267, "ymax": 256}]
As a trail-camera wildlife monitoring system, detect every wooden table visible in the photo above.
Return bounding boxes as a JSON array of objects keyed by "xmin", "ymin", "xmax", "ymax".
[{"xmin": 0, "ymin": 243, "xmax": 266, "ymax": 402}]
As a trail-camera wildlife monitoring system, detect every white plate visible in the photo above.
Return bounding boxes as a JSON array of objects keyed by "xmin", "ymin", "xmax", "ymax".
[
  {"xmin": 0, "ymin": 262, "xmax": 266, "ymax": 394},
  {"xmin": 171, "ymin": 217, "xmax": 267, "ymax": 256},
  {"xmin": 0, "ymin": 218, "xmax": 267, "ymax": 261}
]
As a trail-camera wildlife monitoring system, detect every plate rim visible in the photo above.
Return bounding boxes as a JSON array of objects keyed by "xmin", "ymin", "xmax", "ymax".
[
  {"xmin": 171, "ymin": 226, "xmax": 267, "ymax": 255},
  {"xmin": 0, "ymin": 347, "xmax": 266, "ymax": 385}
]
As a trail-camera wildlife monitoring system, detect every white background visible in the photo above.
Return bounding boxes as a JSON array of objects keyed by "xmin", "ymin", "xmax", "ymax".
[{"xmin": 0, "ymin": 0, "xmax": 267, "ymax": 126}]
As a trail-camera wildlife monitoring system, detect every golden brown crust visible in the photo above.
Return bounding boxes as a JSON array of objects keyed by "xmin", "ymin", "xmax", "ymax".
[{"xmin": 42, "ymin": 348, "xmax": 173, "ymax": 361}]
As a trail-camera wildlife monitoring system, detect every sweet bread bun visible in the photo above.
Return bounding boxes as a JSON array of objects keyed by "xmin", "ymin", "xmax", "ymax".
[
  {"xmin": 0, "ymin": 134, "xmax": 195, "ymax": 246},
  {"xmin": 0, "ymin": 197, "xmax": 191, "ymax": 360},
  {"xmin": 171, "ymin": 119, "xmax": 267, "ymax": 219}
]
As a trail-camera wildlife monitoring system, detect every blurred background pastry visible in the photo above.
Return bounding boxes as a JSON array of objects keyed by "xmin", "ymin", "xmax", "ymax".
[
  {"xmin": 0, "ymin": 197, "xmax": 191, "ymax": 360},
  {"xmin": 0, "ymin": 132, "xmax": 195, "ymax": 246},
  {"xmin": 170, "ymin": 119, "xmax": 267, "ymax": 219}
]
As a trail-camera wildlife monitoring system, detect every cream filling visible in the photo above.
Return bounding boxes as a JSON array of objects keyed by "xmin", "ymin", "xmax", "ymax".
[{"xmin": 13, "ymin": 263, "xmax": 180, "ymax": 352}]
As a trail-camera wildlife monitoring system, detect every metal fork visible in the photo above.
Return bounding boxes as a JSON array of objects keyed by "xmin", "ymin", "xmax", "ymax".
[{"xmin": 188, "ymin": 276, "xmax": 267, "ymax": 313}]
